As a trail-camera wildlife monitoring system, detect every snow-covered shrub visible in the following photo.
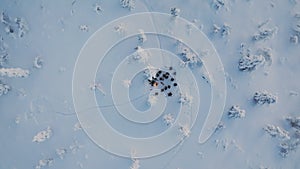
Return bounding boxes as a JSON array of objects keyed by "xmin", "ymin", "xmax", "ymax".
[
  {"xmin": 252, "ymin": 27, "xmax": 278, "ymax": 41},
  {"xmin": 179, "ymin": 124, "xmax": 191, "ymax": 137},
  {"xmin": 32, "ymin": 127, "xmax": 53, "ymax": 143},
  {"xmin": 0, "ymin": 67, "xmax": 29, "ymax": 78},
  {"xmin": 120, "ymin": 0, "xmax": 135, "ymax": 11},
  {"xmin": 79, "ymin": 24, "xmax": 89, "ymax": 32},
  {"xmin": 238, "ymin": 53, "xmax": 265, "ymax": 71},
  {"xmin": 221, "ymin": 23, "xmax": 231, "ymax": 37},
  {"xmin": 56, "ymin": 148, "xmax": 67, "ymax": 159},
  {"xmin": 132, "ymin": 46, "xmax": 149, "ymax": 63},
  {"xmin": 14, "ymin": 17, "xmax": 28, "ymax": 38},
  {"xmin": 278, "ymin": 126, "xmax": 300, "ymax": 158},
  {"xmin": 0, "ymin": 82, "xmax": 10, "ymax": 96},
  {"xmin": 35, "ymin": 158, "xmax": 53, "ymax": 169},
  {"xmin": 69, "ymin": 140, "xmax": 83, "ymax": 154},
  {"xmin": 179, "ymin": 92, "xmax": 193, "ymax": 105},
  {"xmin": 238, "ymin": 43, "xmax": 273, "ymax": 71},
  {"xmin": 228, "ymin": 105, "xmax": 246, "ymax": 119},
  {"xmin": 215, "ymin": 121, "xmax": 226, "ymax": 132},
  {"xmin": 253, "ymin": 91, "xmax": 277, "ymax": 105},
  {"xmin": 114, "ymin": 23, "xmax": 126, "ymax": 35},
  {"xmin": 137, "ymin": 29, "xmax": 147, "ymax": 44},
  {"xmin": 286, "ymin": 116, "xmax": 300, "ymax": 130},
  {"xmin": 212, "ymin": 23, "xmax": 231, "ymax": 37},
  {"xmin": 163, "ymin": 113, "xmax": 174, "ymax": 126},
  {"xmin": 264, "ymin": 124, "xmax": 290, "ymax": 140},
  {"xmin": 178, "ymin": 46, "xmax": 202, "ymax": 67},
  {"xmin": 257, "ymin": 47, "xmax": 272, "ymax": 65},
  {"xmin": 0, "ymin": 36, "xmax": 8, "ymax": 66},
  {"xmin": 212, "ymin": 24, "xmax": 221, "ymax": 34},
  {"xmin": 279, "ymin": 138, "xmax": 300, "ymax": 157},
  {"xmin": 0, "ymin": 12, "xmax": 29, "ymax": 38},
  {"xmin": 170, "ymin": 7, "xmax": 180, "ymax": 17},
  {"xmin": 212, "ymin": 0, "xmax": 226, "ymax": 10},
  {"xmin": 290, "ymin": 35, "xmax": 298, "ymax": 44},
  {"xmin": 291, "ymin": 13, "xmax": 300, "ymax": 43},
  {"xmin": 264, "ymin": 117, "xmax": 300, "ymax": 158}
]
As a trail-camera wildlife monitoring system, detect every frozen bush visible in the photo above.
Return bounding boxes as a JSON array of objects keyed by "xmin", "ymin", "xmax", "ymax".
[
  {"xmin": 286, "ymin": 116, "xmax": 300, "ymax": 130},
  {"xmin": 264, "ymin": 124, "xmax": 290, "ymax": 140},
  {"xmin": 0, "ymin": 67, "xmax": 29, "ymax": 78},
  {"xmin": 253, "ymin": 91, "xmax": 277, "ymax": 105},
  {"xmin": 212, "ymin": 24, "xmax": 221, "ymax": 34},
  {"xmin": 295, "ymin": 130, "xmax": 300, "ymax": 139},
  {"xmin": 252, "ymin": 27, "xmax": 278, "ymax": 41},
  {"xmin": 0, "ymin": 36, "xmax": 8, "ymax": 66},
  {"xmin": 290, "ymin": 35, "xmax": 298, "ymax": 44},
  {"xmin": 238, "ymin": 43, "xmax": 272, "ymax": 71},
  {"xmin": 211, "ymin": 23, "xmax": 231, "ymax": 37},
  {"xmin": 170, "ymin": 7, "xmax": 180, "ymax": 17},
  {"xmin": 221, "ymin": 23, "xmax": 231, "ymax": 37},
  {"xmin": 0, "ymin": 82, "xmax": 10, "ymax": 96},
  {"xmin": 212, "ymin": 0, "xmax": 226, "ymax": 10},
  {"xmin": 292, "ymin": 13, "xmax": 300, "ymax": 36},
  {"xmin": 239, "ymin": 43, "xmax": 249, "ymax": 56},
  {"xmin": 163, "ymin": 113, "xmax": 174, "ymax": 126},
  {"xmin": 178, "ymin": 46, "xmax": 202, "ymax": 67},
  {"xmin": 257, "ymin": 47, "xmax": 272, "ymax": 65},
  {"xmin": 279, "ymin": 139, "xmax": 300, "ymax": 158},
  {"xmin": 133, "ymin": 46, "xmax": 149, "ymax": 63},
  {"xmin": 0, "ymin": 12, "xmax": 9, "ymax": 25},
  {"xmin": 265, "ymin": 116, "xmax": 300, "ymax": 158},
  {"xmin": 179, "ymin": 124, "xmax": 191, "ymax": 137},
  {"xmin": 0, "ymin": 12, "xmax": 29, "ymax": 38},
  {"xmin": 238, "ymin": 53, "xmax": 265, "ymax": 71},
  {"xmin": 289, "ymin": 14, "xmax": 300, "ymax": 44},
  {"xmin": 278, "ymin": 118, "xmax": 300, "ymax": 158},
  {"xmin": 14, "ymin": 17, "xmax": 28, "ymax": 38},
  {"xmin": 56, "ymin": 148, "xmax": 67, "ymax": 159},
  {"xmin": 120, "ymin": 0, "xmax": 135, "ymax": 10},
  {"xmin": 179, "ymin": 92, "xmax": 193, "ymax": 105},
  {"xmin": 69, "ymin": 140, "xmax": 83, "ymax": 154},
  {"xmin": 228, "ymin": 105, "xmax": 246, "ymax": 119},
  {"xmin": 32, "ymin": 127, "xmax": 53, "ymax": 143},
  {"xmin": 79, "ymin": 24, "xmax": 89, "ymax": 32},
  {"xmin": 137, "ymin": 29, "xmax": 147, "ymax": 44},
  {"xmin": 114, "ymin": 23, "xmax": 126, "ymax": 35},
  {"xmin": 215, "ymin": 121, "xmax": 226, "ymax": 132},
  {"xmin": 35, "ymin": 158, "xmax": 53, "ymax": 169}
]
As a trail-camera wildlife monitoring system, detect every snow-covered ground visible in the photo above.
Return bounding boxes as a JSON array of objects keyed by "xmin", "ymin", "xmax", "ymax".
[{"xmin": 0, "ymin": 0, "xmax": 299, "ymax": 169}]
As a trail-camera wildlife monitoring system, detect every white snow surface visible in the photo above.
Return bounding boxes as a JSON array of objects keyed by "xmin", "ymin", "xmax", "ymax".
[{"xmin": 0, "ymin": 0, "xmax": 299, "ymax": 169}]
